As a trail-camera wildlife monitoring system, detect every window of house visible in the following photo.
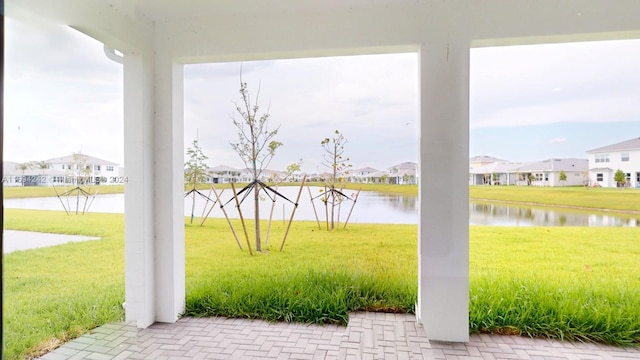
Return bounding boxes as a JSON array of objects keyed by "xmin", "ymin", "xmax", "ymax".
[
  {"xmin": 61, "ymin": 164, "xmax": 65, "ymax": 170},
  {"xmin": 106, "ymin": 166, "xmax": 114, "ymax": 171},
  {"xmin": 626, "ymin": 173, "xmax": 631, "ymax": 182},
  {"xmin": 544, "ymin": 174, "xmax": 549, "ymax": 181},
  {"xmin": 534, "ymin": 173, "xmax": 543, "ymax": 181},
  {"xmin": 596, "ymin": 173, "xmax": 603, "ymax": 182},
  {"xmin": 96, "ymin": 165, "xmax": 101, "ymax": 171},
  {"xmin": 595, "ymin": 153, "xmax": 610, "ymax": 163},
  {"xmin": 621, "ymin": 152, "xmax": 629, "ymax": 162}
]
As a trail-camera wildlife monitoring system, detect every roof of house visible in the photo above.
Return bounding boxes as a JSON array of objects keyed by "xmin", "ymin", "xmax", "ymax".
[
  {"xmin": 45, "ymin": 154, "xmax": 119, "ymax": 166},
  {"xmin": 516, "ymin": 158, "xmax": 588, "ymax": 172},
  {"xmin": 469, "ymin": 155, "xmax": 507, "ymax": 163},
  {"xmin": 471, "ymin": 158, "xmax": 588, "ymax": 174},
  {"xmin": 208, "ymin": 165, "xmax": 240, "ymax": 173},
  {"xmin": 3, "ymin": 161, "xmax": 67, "ymax": 176},
  {"xmin": 388, "ymin": 162, "xmax": 417, "ymax": 170},
  {"xmin": 352, "ymin": 167, "xmax": 381, "ymax": 174},
  {"xmin": 587, "ymin": 137, "xmax": 640, "ymax": 153}
]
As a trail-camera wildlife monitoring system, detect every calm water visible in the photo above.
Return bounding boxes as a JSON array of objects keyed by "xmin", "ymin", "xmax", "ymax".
[{"xmin": 4, "ymin": 187, "xmax": 639, "ymax": 226}]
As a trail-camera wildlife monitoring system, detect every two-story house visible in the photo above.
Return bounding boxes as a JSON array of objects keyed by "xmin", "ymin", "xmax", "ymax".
[{"xmin": 586, "ymin": 137, "xmax": 640, "ymax": 188}]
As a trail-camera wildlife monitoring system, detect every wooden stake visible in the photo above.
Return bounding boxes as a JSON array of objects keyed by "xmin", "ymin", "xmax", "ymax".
[
  {"xmin": 324, "ymin": 184, "xmax": 329, "ymax": 231},
  {"xmin": 232, "ymin": 182, "xmax": 253, "ymax": 255},
  {"xmin": 199, "ymin": 196, "xmax": 218, "ymax": 226},
  {"xmin": 343, "ymin": 188, "xmax": 361, "ymax": 229},
  {"xmin": 280, "ymin": 176, "xmax": 306, "ymax": 252},
  {"xmin": 308, "ymin": 186, "xmax": 321, "ymax": 229},
  {"xmin": 211, "ymin": 187, "xmax": 242, "ymax": 250},
  {"xmin": 200, "ymin": 186, "xmax": 214, "ymax": 221},
  {"xmin": 265, "ymin": 184, "xmax": 278, "ymax": 247},
  {"xmin": 53, "ymin": 185, "xmax": 69, "ymax": 215}
]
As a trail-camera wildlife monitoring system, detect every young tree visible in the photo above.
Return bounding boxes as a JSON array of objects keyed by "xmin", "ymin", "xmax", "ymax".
[
  {"xmin": 70, "ymin": 152, "xmax": 92, "ymax": 184},
  {"xmin": 559, "ymin": 170, "xmax": 567, "ymax": 186},
  {"xmin": 185, "ymin": 139, "xmax": 210, "ymax": 188},
  {"xmin": 527, "ymin": 173, "xmax": 535, "ymax": 186},
  {"xmin": 614, "ymin": 169, "xmax": 626, "ymax": 188},
  {"xmin": 321, "ymin": 130, "xmax": 352, "ymax": 229},
  {"xmin": 230, "ymin": 78, "xmax": 282, "ymax": 251}
]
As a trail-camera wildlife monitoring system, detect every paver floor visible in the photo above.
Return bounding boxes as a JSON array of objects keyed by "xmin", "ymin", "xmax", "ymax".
[{"xmin": 38, "ymin": 312, "xmax": 640, "ymax": 360}]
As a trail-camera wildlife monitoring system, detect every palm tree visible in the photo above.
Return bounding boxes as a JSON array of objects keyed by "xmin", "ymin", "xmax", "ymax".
[
  {"xmin": 36, "ymin": 161, "xmax": 49, "ymax": 174},
  {"xmin": 15, "ymin": 162, "xmax": 33, "ymax": 186}
]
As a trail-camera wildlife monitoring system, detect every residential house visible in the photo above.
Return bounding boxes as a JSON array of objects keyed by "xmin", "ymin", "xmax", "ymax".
[
  {"xmin": 349, "ymin": 167, "xmax": 384, "ymax": 183},
  {"xmin": 587, "ymin": 137, "xmax": 640, "ymax": 188},
  {"xmin": 45, "ymin": 154, "xmax": 121, "ymax": 185},
  {"xmin": 470, "ymin": 158, "xmax": 588, "ymax": 187},
  {"xmin": 514, "ymin": 158, "xmax": 588, "ymax": 187},
  {"xmin": 387, "ymin": 162, "xmax": 418, "ymax": 185},
  {"xmin": 2, "ymin": 161, "xmax": 67, "ymax": 187},
  {"xmin": 3, "ymin": 154, "xmax": 121, "ymax": 187},
  {"xmin": 208, "ymin": 165, "xmax": 241, "ymax": 184},
  {"xmin": 469, "ymin": 156, "xmax": 508, "ymax": 185}
]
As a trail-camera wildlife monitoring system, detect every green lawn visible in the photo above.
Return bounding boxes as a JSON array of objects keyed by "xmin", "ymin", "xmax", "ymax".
[
  {"xmin": 3, "ymin": 209, "xmax": 639, "ymax": 359},
  {"xmin": 3, "ymin": 185, "xmax": 125, "ymax": 199},
  {"xmin": 469, "ymin": 185, "xmax": 640, "ymax": 212}
]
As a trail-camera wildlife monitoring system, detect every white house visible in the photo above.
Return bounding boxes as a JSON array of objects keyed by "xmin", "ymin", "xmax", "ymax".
[
  {"xmin": 470, "ymin": 158, "xmax": 588, "ymax": 187},
  {"xmin": 207, "ymin": 165, "xmax": 241, "ymax": 184},
  {"xmin": 387, "ymin": 162, "xmax": 418, "ymax": 184},
  {"xmin": 349, "ymin": 166, "xmax": 383, "ymax": 183},
  {"xmin": 3, "ymin": 154, "xmax": 121, "ymax": 187},
  {"xmin": 587, "ymin": 137, "xmax": 640, "ymax": 188},
  {"xmin": 8, "ymin": 0, "xmax": 638, "ymax": 344},
  {"xmin": 45, "ymin": 154, "xmax": 121, "ymax": 186}
]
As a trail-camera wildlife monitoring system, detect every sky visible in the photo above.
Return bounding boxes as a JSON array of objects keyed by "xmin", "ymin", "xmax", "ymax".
[{"xmin": 5, "ymin": 18, "xmax": 640, "ymax": 173}]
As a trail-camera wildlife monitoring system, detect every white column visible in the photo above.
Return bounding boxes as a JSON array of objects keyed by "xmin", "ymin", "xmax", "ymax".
[
  {"xmin": 417, "ymin": 39, "xmax": 470, "ymax": 342},
  {"xmin": 153, "ymin": 53, "xmax": 185, "ymax": 323},
  {"xmin": 123, "ymin": 51, "xmax": 156, "ymax": 328}
]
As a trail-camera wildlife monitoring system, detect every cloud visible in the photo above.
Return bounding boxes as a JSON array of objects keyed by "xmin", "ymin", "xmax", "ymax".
[
  {"xmin": 470, "ymin": 39, "xmax": 640, "ymax": 129},
  {"xmin": 549, "ymin": 137, "xmax": 566, "ymax": 144}
]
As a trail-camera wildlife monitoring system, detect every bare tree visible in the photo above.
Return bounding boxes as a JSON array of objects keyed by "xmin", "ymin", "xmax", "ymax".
[
  {"xmin": 320, "ymin": 130, "xmax": 352, "ymax": 229},
  {"xmin": 230, "ymin": 76, "xmax": 282, "ymax": 251}
]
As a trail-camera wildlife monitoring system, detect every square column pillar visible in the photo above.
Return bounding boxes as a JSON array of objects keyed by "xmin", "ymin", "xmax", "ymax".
[
  {"xmin": 123, "ymin": 48, "xmax": 185, "ymax": 327},
  {"xmin": 153, "ymin": 54, "xmax": 185, "ymax": 323},
  {"xmin": 417, "ymin": 40, "xmax": 470, "ymax": 342},
  {"xmin": 123, "ymin": 51, "xmax": 156, "ymax": 328}
]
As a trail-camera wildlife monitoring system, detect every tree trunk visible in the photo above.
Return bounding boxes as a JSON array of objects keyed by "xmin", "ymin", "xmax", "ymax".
[{"xmin": 254, "ymin": 184, "xmax": 261, "ymax": 251}]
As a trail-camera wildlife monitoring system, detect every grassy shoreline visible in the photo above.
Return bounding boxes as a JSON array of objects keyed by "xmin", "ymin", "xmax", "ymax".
[
  {"xmin": 6, "ymin": 183, "xmax": 639, "ymax": 213},
  {"xmin": 3, "ymin": 209, "xmax": 639, "ymax": 359}
]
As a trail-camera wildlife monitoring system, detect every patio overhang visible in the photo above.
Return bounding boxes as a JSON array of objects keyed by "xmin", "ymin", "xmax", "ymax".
[{"xmin": 5, "ymin": 0, "xmax": 640, "ymax": 343}]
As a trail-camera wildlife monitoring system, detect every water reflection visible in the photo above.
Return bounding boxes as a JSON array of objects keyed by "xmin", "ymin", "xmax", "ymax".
[
  {"xmin": 469, "ymin": 202, "xmax": 639, "ymax": 227},
  {"xmin": 3, "ymin": 188, "xmax": 639, "ymax": 227}
]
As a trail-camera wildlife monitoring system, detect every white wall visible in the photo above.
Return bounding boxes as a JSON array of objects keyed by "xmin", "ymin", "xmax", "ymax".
[{"xmin": 589, "ymin": 149, "xmax": 640, "ymax": 187}]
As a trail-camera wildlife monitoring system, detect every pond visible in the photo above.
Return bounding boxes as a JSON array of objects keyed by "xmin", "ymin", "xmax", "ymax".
[{"xmin": 3, "ymin": 186, "xmax": 639, "ymax": 227}]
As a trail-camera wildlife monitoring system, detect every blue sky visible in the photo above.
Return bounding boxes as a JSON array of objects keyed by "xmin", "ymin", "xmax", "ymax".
[{"xmin": 5, "ymin": 18, "xmax": 640, "ymax": 172}]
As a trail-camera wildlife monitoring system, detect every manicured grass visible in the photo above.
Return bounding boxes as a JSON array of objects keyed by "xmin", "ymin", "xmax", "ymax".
[
  {"xmin": 469, "ymin": 185, "xmax": 640, "ymax": 212},
  {"xmin": 3, "ymin": 209, "xmax": 639, "ymax": 359},
  {"xmin": 3, "ymin": 185, "xmax": 125, "ymax": 199}
]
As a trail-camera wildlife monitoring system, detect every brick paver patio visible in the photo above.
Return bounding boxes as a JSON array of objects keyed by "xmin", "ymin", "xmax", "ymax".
[{"xmin": 38, "ymin": 312, "xmax": 640, "ymax": 359}]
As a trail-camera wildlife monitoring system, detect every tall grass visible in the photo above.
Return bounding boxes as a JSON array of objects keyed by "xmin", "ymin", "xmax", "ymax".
[
  {"xmin": 469, "ymin": 226, "xmax": 640, "ymax": 345},
  {"xmin": 3, "ymin": 209, "xmax": 639, "ymax": 359}
]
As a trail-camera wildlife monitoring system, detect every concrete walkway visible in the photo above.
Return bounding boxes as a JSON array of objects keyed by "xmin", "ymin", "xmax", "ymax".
[{"xmin": 37, "ymin": 312, "xmax": 639, "ymax": 360}]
